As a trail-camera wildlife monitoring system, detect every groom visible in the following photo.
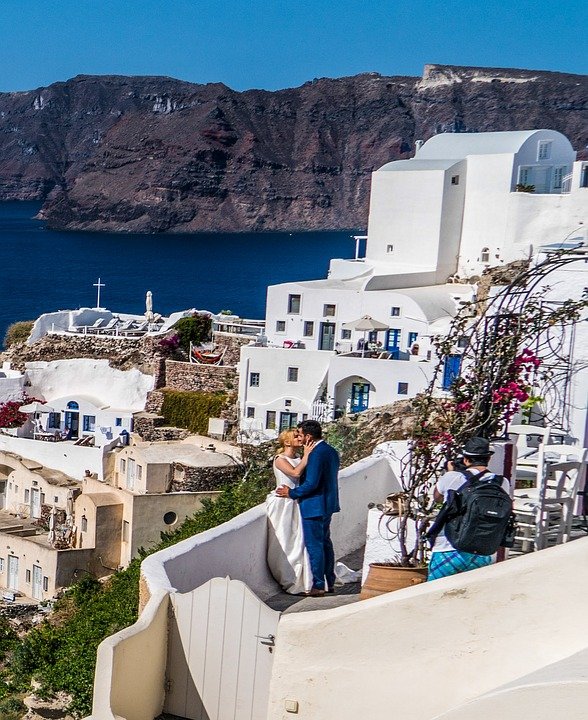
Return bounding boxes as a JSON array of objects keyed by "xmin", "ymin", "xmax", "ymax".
[{"xmin": 276, "ymin": 419, "xmax": 340, "ymax": 597}]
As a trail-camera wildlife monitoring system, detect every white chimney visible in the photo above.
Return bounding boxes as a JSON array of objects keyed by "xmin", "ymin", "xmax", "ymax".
[{"xmin": 415, "ymin": 139, "xmax": 424, "ymax": 153}]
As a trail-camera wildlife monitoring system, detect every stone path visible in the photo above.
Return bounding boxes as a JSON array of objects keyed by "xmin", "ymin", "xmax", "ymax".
[{"xmin": 265, "ymin": 546, "xmax": 364, "ymax": 614}]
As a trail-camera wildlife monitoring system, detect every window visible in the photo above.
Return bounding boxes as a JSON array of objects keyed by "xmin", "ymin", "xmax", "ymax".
[
  {"xmin": 48, "ymin": 412, "xmax": 61, "ymax": 429},
  {"xmin": 457, "ymin": 336, "xmax": 469, "ymax": 349},
  {"xmin": 40, "ymin": 492, "xmax": 45, "ymax": 504},
  {"xmin": 303, "ymin": 321, "xmax": 314, "ymax": 336},
  {"xmin": 81, "ymin": 516, "xmax": 88, "ymax": 532},
  {"xmin": 24, "ymin": 489, "xmax": 29, "ymax": 503},
  {"xmin": 15, "ymin": 485, "xmax": 18, "ymax": 494},
  {"xmin": 0, "ymin": 559, "xmax": 4, "ymax": 573},
  {"xmin": 553, "ymin": 166, "xmax": 565, "ymax": 190},
  {"xmin": 246, "ymin": 406, "xmax": 255, "ymax": 418},
  {"xmin": 323, "ymin": 304, "xmax": 336, "ymax": 317},
  {"xmin": 43, "ymin": 576, "xmax": 49, "ymax": 592},
  {"xmin": 83, "ymin": 415, "xmax": 96, "ymax": 432},
  {"xmin": 398, "ymin": 382, "xmax": 409, "ymax": 395},
  {"xmin": 276, "ymin": 320, "xmax": 286, "ymax": 332},
  {"xmin": 537, "ymin": 140, "xmax": 552, "ymax": 160},
  {"xmin": 120, "ymin": 458, "xmax": 126, "ymax": 473},
  {"xmin": 481, "ymin": 247, "xmax": 490, "ymax": 263},
  {"xmin": 266, "ymin": 411, "xmax": 276, "ymax": 430},
  {"xmin": 123, "ymin": 520, "xmax": 130, "ymax": 541},
  {"xmin": 26, "ymin": 569, "xmax": 31, "ymax": 583},
  {"xmin": 249, "ymin": 372, "xmax": 260, "ymax": 387},
  {"xmin": 287, "ymin": 367, "xmax": 299, "ymax": 382},
  {"xmin": 302, "ymin": 414, "xmax": 308, "ymax": 421},
  {"xmin": 387, "ymin": 244, "xmax": 394, "ymax": 253},
  {"xmin": 288, "ymin": 294, "xmax": 301, "ymax": 314},
  {"xmin": 285, "ymin": 399, "xmax": 292, "ymax": 407},
  {"xmin": 279, "ymin": 412, "xmax": 298, "ymax": 431},
  {"xmin": 408, "ymin": 332, "xmax": 418, "ymax": 346},
  {"xmin": 451, "ymin": 175, "xmax": 460, "ymax": 185},
  {"xmin": 163, "ymin": 511, "xmax": 177, "ymax": 526},
  {"xmin": 136, "ymin": 465, "xmax": 142, "ymax": 482},
  {"xmin": 390, "ymin": 306, "xmax": 400, "ymax": 317},
  {"xmin": 115, "ymin": 417, "xmax": 122, "ymax": 427},
  {"xmin": 54, "ymin": 496, "xmax": 58, "ymax": 503},
  {"xmin": 518, "ymin": 166, "xmax": 533, "ymax": 186},
  {"xmin": 66, "ymin": 401, "xmax": 79, "ymax": 410},
  {"xmin": 341, "ymin": 329, "xmax": 351, "ymax": 340}
]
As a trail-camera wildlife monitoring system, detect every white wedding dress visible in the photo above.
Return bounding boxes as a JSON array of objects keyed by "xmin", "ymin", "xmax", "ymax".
[{"xmin": 266, "ymin": 455, "xmax": 312, "ymax": 594}]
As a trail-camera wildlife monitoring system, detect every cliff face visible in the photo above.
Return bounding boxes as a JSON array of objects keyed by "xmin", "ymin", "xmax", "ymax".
[{"xmin": 0, "ymin": 64, "xmax": 586, "ymax": 233}]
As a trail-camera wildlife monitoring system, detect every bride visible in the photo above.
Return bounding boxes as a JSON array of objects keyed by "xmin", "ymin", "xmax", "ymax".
[{"xmin": 266, "ymin": 428, "xmax": 313, "ymax": 595}]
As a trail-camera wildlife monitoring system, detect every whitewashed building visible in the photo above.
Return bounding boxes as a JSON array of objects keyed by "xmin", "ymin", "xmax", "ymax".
[{"xmin": 238, "ymin": 128, "xmax": 587, "ymax": 439}]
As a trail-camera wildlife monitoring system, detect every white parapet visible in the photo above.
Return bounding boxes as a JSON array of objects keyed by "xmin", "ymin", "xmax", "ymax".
[{"xmin": 267, "ymin": 537, "xmax": 588, "ymax": 720}]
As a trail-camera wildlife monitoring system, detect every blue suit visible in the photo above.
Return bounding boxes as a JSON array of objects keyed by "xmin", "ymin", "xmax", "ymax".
[{"xmin": 289, "ymin": 441, "xmax": 340, "ymax": 590}]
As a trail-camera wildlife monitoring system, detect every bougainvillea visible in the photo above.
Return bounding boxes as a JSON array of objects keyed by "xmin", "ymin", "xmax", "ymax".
[{"xmin": 393, "ymin": 250, "xmax": 588, "ymax": 565}]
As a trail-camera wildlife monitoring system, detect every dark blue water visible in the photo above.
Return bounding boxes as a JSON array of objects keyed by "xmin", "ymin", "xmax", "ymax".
[{"xmin": 0, "ymin": 202, "xmax": 359, "ymax": 340}]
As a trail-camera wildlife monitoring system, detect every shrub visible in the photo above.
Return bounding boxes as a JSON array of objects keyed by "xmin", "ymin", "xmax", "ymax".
[
  {"xmin": 2, "ymin": 443, "xmax": 274, "ymax": 717},
  {"xmin": 161, "ymin": 390, "xmax": 227, "ymax": 434},
  {"xmin": 0, "ymin": 401, "xmax": 28, "ymax": 428},
  {"xmin": 3, "ymin": 321, "xmax": 34, "ymax": 349},
  {"xmin": 172, "ymin": 314, "xmax": 212, "ymax": 351}
]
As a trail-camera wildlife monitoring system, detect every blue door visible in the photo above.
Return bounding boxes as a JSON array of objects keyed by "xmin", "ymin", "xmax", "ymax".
[
  {"xmin": 386, "ymin": 329, "xmax": 401, "ymax": 358},
  {"xmin": 442, "ymin": 355, "xmax": 462, "ymax": 390},
  {"xmin": 350, "ymin": 382, "xmax": 370, "ymax": 413}
]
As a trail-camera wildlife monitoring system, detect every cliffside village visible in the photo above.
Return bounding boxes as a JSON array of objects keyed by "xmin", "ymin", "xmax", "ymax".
[{"xmin": 0, "ymin": 127, "xmax": 585, "ymax": 606}]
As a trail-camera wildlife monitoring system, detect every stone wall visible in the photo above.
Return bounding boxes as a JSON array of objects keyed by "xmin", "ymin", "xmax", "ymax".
[
  {"xmin": 212, "ymin": 332, "xmax": 253, "ymax": 365},
  {"xmin": 4, "ymin": 333, "xmax": 164, "ymax": 374},
  {"xmin": 144, "ymin": 390, "xmax": 165, "ymax": 414},
  {"xmin": 165, "ymin": 360, "xmax": 237, "ymax": 394},
  {"xmin": 133, "ymin": 413, "xmax": 190, "ymax": 442},
  {"xmin": 170, "ymin": 463, "xmax": 242, "ymax": 492}
]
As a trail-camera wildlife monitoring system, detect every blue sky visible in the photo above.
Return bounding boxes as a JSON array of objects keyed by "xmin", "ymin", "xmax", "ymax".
[{"xmin": 0, "ymin": 0, "xmax": 586, "ymax": 92}]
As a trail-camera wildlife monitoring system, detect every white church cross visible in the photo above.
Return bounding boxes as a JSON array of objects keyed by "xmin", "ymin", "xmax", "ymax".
[{"xmin": 93, "ymin": 277, "xmax": 105, "ymax": 309}]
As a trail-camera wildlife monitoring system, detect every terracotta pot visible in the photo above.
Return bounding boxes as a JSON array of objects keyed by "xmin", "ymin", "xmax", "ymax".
[{"xmin": 360, "ymin": 563, "xmax": 428, "ymax": 600}]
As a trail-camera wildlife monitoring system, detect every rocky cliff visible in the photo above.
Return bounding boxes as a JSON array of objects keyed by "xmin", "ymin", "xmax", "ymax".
[{"xmin": 0, "ymin": 64, "xmax": 586, "ymax": 233}]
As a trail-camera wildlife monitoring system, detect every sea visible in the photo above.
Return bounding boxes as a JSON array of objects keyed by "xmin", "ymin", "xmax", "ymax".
[{"xmin": 0, "ymin": 202, "xmax": 359, "ymax": 341}]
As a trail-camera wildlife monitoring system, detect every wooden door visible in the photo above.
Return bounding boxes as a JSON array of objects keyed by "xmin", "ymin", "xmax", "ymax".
[
  {"xmin": 32, "ymin": 564, "xmax": 43, "ymax": 600},
  {"xmin": 30, "ymin": 488, "xmax": 41, "ymax": 519},
  {"xmin": 165, "ymin": 577, "xmax": 279, "ymax": 720},
  {"xmin": 7, "ymin": 556, "xmax": 18, "ymax": 590}
]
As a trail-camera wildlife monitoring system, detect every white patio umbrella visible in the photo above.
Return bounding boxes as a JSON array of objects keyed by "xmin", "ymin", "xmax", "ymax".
[
  {"xmin": 145, "ymin": 290, "xmax": 155, "ymax": 324},
  {"xmin": 341, "ymin": 315, "xmax": 389, "ymax": 356},
  {"xmin": 19, "ymin": 401, "xmax": 55, "ymax": 414}
]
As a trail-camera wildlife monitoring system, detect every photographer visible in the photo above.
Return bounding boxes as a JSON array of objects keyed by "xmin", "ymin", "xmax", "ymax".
[{"xmin": 428, "ymin": 437, "xmax": 511, "ymax": 581}]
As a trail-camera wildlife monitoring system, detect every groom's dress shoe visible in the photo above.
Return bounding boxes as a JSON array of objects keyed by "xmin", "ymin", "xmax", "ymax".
[{"xmin": 306, "ymin": 589, "xmax": 325, "ymax": 597}]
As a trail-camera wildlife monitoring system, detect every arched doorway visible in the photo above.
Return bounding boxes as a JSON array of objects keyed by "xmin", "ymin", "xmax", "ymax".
[
  {"xmin": 64, "ymin": 401, "xmax": 80, "ymax": 439},
  {"xmin": 334, "ymin": 376, "xmax": 374, "ymax": 416}
]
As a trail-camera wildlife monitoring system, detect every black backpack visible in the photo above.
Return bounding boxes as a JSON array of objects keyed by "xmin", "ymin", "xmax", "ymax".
[{"xmin": 429, "ymin": 470, "xmax": 515, "ymax": 556}]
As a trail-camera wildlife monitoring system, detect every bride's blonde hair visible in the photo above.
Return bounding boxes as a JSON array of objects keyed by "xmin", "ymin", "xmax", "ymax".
[{"xmin": 275, "ymin": 428, "xmax": 298, "ymax": 457}]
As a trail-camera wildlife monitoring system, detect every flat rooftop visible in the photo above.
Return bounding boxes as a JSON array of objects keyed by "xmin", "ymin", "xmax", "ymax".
[{"xmin": 129, "ymin": 435, "xmax": 241, "ymax": 468}]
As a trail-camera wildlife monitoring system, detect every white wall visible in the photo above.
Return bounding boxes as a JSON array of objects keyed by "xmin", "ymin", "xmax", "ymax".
[
  {"xmin": 328, "ymin": 354, "xmax": 433, "ymax": 410},
  {"xmin": 366, "ymin": 167, "xmax": 453, "ymax": 268},
  {"xmin": 239, "ymin": 347, "xmax": 332, "ymax": 432},
  {"xmin": 267, "ymin": 537, "xmax": 588, "ymax": 720},
  {"xmin": 0, "ymin": 366, "xmax": 25, "ymax": 403},
  {"xmin": 0, "ymin": 434, "xmax": 106, "ymax": 480},
  {"xmin": 92, "ymin": 590, "xmax": 169, "ymax": 720},
  {"xmin": 26, "ymin": 359, "xmax": 154, "ymax": 412}
]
